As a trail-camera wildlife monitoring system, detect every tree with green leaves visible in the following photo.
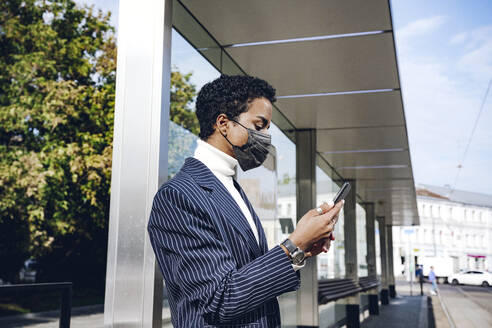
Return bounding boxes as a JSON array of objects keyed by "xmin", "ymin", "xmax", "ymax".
[
  {"xmin": 0, "ymin": 0, "xmax": 116, "ymax": 287},
  {"xmin": 0, "ymin": 0, "xmax": 199, "ymax": 290},
  {"xmin": 170, "ymin": 69, "xmax": 199, "ymax": 135}
]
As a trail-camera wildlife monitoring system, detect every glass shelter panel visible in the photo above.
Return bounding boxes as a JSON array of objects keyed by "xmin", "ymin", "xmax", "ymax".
[
  {"xmin": 357, "ymin": 204, "xmax": 368, "ymax": 277},
  {"xmin": 316, "ymin": 166, "xmax": 343, "ymax": 280},
  {"xmin": 356, "ymin": 203, "xmax": 368, "ymax": 312},
  {"xmin": 316, "ymin": 160, "xmax": 346, "ymax": 328},
  {"xmin": 375, "ymin": 220, "xmax": 381, "ymax": 277},
  {"xmin": 268, "ymin": 123, "xmax": 298, "ymax": 326}
]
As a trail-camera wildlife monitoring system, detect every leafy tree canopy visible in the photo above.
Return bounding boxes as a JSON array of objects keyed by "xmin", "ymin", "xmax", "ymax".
[
  {"xmin": 0, "ymin": 0, "xmax": 116, "ymax": 286},
  {"xmin": 0, "ymin": 0, "xmax": 199, "ymax": 287}
]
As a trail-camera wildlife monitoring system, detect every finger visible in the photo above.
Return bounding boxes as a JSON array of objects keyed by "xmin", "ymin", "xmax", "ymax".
[
  {"xmin": 318, "ymin": 200, "xmax": 334, "ymax": 214},
  {"xmin": 308, "ymin": 207, "xmax": 322, "ymax": 217},
  {"xmin": 323, "ymin": 239, "xmax": 332, "ymax": 251},
  {"xmin": 309, "ymin": 242, "xmax": 319, "ymax": 251},
  {"xmin": 323, "ymin": 222, "xmax": 334, "ymax": 235},
  {"xmin": 327, "ymin": 220, "xmax": 337, "ymax": 231},
  {"xmin": 320, "ymin": 202, "xmax": 342, "ymax": 222},
  {"xmin": 322, "ymin": 231, "xmax": 333, "ymax": 239},
  {"xmin": 311, "ymin": 200, "xmax": 333, "ymax": 217},
  {"xmin": 323, "ymin": 200, "xmax": 344, "ymax": 220},
  {"xmin": 334, "ymin": 199, "xmax": 344, "ymax": 209}
]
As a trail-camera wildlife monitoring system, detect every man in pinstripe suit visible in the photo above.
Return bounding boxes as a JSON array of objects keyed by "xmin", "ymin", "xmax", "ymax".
[{"xmin": 148, "ymin": 75, "xmax": 343, "ymax": 327}]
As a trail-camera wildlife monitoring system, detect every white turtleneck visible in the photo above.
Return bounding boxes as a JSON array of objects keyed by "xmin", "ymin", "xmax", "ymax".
[
  {"xmin": 193, "ymin": 138, "xmax": 305, "ymax": 272},
  {"xmin": 194, "ymin": 138, "xmax": 260, "ymax": 245}
]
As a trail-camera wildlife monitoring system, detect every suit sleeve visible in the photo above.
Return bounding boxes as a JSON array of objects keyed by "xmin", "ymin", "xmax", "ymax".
[{"xmin": 147, "ymin": 185, "xmax": 300, "ymax": 323}]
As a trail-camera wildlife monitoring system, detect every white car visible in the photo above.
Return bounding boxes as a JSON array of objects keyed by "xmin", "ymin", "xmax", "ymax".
[{"xmin": 448, "ymin": 270, "xmax": 492, "ymax": 287}]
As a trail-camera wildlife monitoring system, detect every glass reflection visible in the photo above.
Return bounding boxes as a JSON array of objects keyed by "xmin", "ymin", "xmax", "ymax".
[
  {"xmin": 268, "ymin": 122, "xmax": 297, "ymax": 326},
  {"xmin": 357, "ymin": 204, "xmax": 368, "ymax": 277}
]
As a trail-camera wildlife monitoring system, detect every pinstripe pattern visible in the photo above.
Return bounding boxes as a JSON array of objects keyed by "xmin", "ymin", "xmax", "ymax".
[{"xmin": 148, "ymin": 157, "xmax": 300, "ymax": 327}]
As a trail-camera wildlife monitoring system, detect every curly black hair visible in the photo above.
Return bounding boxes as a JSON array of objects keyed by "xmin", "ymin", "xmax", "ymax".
[{"xmin": 195, "ymin": 74, "xmax": 276, "ymax": 140}]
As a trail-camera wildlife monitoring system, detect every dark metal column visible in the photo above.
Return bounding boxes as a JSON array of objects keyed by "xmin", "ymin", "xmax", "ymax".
[
  {"xmin": 295, "ymin": 129, "xmax": 318, "ymax": 327},
  {"xmin": 364, "ymin": 203, "xmax": 379, "ymax": 315},
  {"xmin": 378, "ymin": 216, "xmax": 389, "ymax": 305},
  {"xmin": 344, "ymin": 179, "xmax": 360, "ymax": 328},
  {"xmin": 387, "ymin": 224, "xmax": 396, "ymax": 298}
]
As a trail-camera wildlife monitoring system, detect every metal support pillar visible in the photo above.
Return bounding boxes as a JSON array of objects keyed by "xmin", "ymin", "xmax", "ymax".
[
  {"xmin": 364, "ymin": 203, "xmax": 379, "ymax": 315},
  {"xmin": 344, "ymin": 179, "xmax": 359, "ymax": 328},
  {"xmin": 387, "ymin": 224, "xmax": 396, "ymax": 298},
  {"xmin": 378, "ymin": 216, "xmax": 389, "ymax": 305},
  {"xmin": 104, "ymin": 0, "xmax": 173, "ymax": 326},
  {"xmin": 295, "ymin": 129, "xmax": 318, "ymax": 327}
]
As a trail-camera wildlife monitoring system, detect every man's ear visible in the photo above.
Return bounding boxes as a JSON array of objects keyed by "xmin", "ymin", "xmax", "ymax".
[{"xmin": 216, "ymin": 114, "xmax": 229, "ymax": 136}]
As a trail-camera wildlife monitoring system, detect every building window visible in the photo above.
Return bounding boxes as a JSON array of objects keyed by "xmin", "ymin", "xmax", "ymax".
[{"xmin": 287, "ymin": 203, "xmax": 292, "ymax": 216}]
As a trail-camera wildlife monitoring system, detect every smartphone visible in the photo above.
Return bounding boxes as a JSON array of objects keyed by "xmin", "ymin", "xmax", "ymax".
[{"xmin": 333, "ymin": 182, "xmax": 351, "ymax": 204}]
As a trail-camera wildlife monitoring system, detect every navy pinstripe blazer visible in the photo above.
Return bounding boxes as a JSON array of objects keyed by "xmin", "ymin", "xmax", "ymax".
[{"xmin": 147, "ymin": 157, "xmax": 301, "ymax": 327}]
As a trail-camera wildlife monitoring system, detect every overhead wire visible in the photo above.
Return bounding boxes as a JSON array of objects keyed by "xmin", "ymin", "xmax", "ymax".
[{"xmin": 449, "ymin": 78, "xmax": 492, "ymax": 196}]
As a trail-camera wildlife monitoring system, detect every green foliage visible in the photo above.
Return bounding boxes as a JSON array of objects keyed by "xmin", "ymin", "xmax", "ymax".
[
  {"xmin": 0, "ymin": 0, "xmax": 115, "ymax": 286},
  {"xmin": 170, "ymin": 69, "xmax": 199, "ymax": 134},
  {"xmin": 278, "ymin": 172, "xmax": 294, "ymax": 185},
  {"xmin": 0, "ymin": 0, "xmax": 199, "ymax": 288}
]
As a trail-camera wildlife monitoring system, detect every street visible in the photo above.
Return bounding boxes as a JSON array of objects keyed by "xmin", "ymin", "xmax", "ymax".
[{"xmin": 438, "ymin": 283, "xmax": 492, "ymax": 327}]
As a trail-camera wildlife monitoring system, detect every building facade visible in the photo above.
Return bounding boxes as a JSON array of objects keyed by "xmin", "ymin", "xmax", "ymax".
[{"xmin": 392, "ymin": 184, "xmax": 492, "ymax": 279}]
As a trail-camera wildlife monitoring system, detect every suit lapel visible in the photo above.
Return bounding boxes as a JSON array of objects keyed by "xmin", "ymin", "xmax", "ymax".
[
  {"xmin": 182, "ymin": 157, "xmax": 262, "ymax": 258},
  {"xmin": 233, "ymin": 179, "xmax": 269, "ymax": 254}
]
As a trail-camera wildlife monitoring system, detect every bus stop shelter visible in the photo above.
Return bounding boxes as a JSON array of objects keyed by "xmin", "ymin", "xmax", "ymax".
[{"xmin": 104, "ymin": 0, "xmax": 419, "ymax": 327}]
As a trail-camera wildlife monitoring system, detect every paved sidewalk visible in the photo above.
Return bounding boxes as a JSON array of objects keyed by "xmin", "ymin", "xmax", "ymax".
[
  {"xmin": 361, "ymin": 278, "xmax": 455, "ymax": 328},
  {"xmin": 0, "ymin": 305, "xmax": 173, "ymax": 328},
  {"xmin": 361, "ymin": 294, "xmax": 427, "ymax": 328},
  {"xmin": 6, "ymin": 279, "xmax": 482, "ymax": 328}
]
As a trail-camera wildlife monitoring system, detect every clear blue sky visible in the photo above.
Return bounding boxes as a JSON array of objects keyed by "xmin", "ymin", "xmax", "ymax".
[
  {"xmin": 390, "ymin": 0, "xmax": 492, "ymax": 194},
  {"xmin": 78, "ymin": 0, "xmax": 492, "ymax": 195}
]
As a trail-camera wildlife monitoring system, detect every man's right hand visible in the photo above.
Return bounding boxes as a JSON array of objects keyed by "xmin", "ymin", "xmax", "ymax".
[{"xmin": 287, "ymin": 200, "xmax": 344, "ymax": 253}]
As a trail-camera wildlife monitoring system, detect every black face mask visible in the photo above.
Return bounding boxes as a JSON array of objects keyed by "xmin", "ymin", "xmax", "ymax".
[{"xmin": 221, "ymin": 119, "xmax": 273, "ymax": 171}]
